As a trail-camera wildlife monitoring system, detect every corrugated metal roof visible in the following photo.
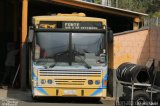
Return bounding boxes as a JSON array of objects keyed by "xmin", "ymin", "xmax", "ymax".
[{"xmin": 40, "ymin": 0, "xmax": 148, "ymax": 18}]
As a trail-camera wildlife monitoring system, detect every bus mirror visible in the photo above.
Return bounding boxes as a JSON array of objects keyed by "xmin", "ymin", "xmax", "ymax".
[
  {"xmin": 27, "ymin": 26, "xmax": 34, "ymax": 43},
  {"xmin": 108, "ymin": 30, "xmax": 113, "ymax": 43}
]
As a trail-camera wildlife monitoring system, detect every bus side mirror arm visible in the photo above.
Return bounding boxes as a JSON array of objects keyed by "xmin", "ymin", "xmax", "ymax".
[{"xmin": 27, "ymin": 26, "xmax": 34, "ymax": 44}]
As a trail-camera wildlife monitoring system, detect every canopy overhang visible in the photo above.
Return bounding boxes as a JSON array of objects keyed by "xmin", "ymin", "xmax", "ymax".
[{"xmin": 39, "ymin": 0, "xmax": 148, "ymax": 18}]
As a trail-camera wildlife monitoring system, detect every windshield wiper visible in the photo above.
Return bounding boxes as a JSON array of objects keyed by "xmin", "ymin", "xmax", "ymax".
[
  {"xmin": 80, "ymin": 57, "xmax": 91, "ymax": 69},
  {"xmin": 54, "ymin": 50, "xmax": 71, "ymax": 66},
  {"xmin": 73, "ymin": 49, "xmax": 91, "ymax": 69},
  {"xmin": 52, "ymin": 49, "xmax": 91, "ymax": 69},
  {"xmin": 49, "ymin": 63, "xmax": 57, "ymax": 68},
  {"xmin": 54, "ymin": 51, "xmax": 69, "ymax": 57}
]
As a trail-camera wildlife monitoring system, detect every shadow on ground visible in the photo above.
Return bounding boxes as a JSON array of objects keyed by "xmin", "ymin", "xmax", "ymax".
[
  {"xmin": 32, "ymin": 97, "xmax": 103, "ymax": 104},
  {"xmin": 6, "ymin": 89, "xmax": 104, "ymax": 104}
]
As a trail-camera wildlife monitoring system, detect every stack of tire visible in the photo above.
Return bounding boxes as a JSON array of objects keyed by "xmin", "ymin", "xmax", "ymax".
[
  {"xmin": 116, "ymin": 63, "xmax": 150, "ymax": 83},
  {"xmin": 116, "ymin": 63, "xmax": 151, "ymax": 106},
  {"xmin": 154, "ymin": 71, "xmax": 160, "ymax": 87}
]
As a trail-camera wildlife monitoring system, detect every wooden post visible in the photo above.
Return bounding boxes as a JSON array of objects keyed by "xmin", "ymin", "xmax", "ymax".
[
  {"xmin": 21, "ymin": 0, "xmax": 28, "ymax": 90},
  {"xmin": 22, "ymin": 0, "xmax": 28, "ymax": 43}
]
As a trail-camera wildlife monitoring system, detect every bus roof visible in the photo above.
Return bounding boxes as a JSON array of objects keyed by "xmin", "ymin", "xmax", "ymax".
[{"xmin": 32, "ymin": 14, "xmax": 107, "ymax": 26}]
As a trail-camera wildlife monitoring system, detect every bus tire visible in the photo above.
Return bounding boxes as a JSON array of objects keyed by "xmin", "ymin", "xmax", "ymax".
[
  {"xmin": 92, "ymin": 97, "xmax": 101, "ymax": 102},
  {"xmin": 133, "ymin": 90, "xmax": 150, "ymax": 106}
]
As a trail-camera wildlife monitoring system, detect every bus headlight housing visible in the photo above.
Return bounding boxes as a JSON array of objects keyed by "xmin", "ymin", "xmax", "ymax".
[
  {"xmin": 47, "ymin": 79, "xmax": 52, "ymax": 84},
  {"xmin": 88, "ymin": 80, "xmax": 93, "ymax": 85},
  {"xmin": 41, "ymin": 79, "xmax": 46, "ymax": 84},
  {"xmin": 95, "ymin": 80, "xmax": 100, "ymax": 85}
]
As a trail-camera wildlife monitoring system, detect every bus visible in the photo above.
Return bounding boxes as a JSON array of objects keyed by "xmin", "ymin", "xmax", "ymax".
[{"xmin": 27, "ymin": 13, "xmax": 112, "ymax": 100}]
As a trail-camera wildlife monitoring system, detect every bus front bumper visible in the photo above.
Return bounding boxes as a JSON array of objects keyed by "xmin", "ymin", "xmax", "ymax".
[{"xmin": 32, "ymin": 87, "xmax": 107, "ymax": 97}]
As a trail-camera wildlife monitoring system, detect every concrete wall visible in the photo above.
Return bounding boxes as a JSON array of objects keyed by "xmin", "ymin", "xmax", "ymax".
[{"xmin": 113, "ymin": 29, "xmax": 150, "ymax": 69}]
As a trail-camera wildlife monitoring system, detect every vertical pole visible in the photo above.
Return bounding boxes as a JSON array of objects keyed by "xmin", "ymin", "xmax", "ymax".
[
  {"xmin": 21, "ymin": 0, "xmax": 28, "ymax": 90},
  {"xmin": 131, "ymin": 82, "xmax": 134, "ymax": 106},
  {"xmin": 115, "ymin": 81, "xmax": 118, "ymax": 106}
]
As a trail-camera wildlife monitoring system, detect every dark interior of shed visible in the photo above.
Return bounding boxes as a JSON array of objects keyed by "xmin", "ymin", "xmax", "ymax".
[{"xmin": 0, "ymin": 0, "xmax": 21, "ymax": 86}]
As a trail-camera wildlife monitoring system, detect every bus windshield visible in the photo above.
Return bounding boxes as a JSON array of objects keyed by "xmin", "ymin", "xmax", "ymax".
[{"xmin": 35, "ymin": 32, "xmax": 104, "ymax": 66}]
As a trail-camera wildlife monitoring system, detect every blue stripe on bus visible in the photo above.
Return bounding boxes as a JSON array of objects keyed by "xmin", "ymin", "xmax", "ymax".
[
  {"xmin": 90, "ymin": 88, "xmax": 102, "ymax": 96},
  {"xmin": 32, "ymin": 71, "xmax": 38, "ymax": 81},
  {"xmin": 36, "ymin": 87, "xmax": 48, "ymax": 96}
]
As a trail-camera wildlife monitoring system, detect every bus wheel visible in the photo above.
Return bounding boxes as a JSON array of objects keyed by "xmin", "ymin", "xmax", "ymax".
[
  {"xmin": 133, "ymin": 90, "xmax": 150, "ymax": 106},
  {"xmin": 92, "ymin": 97, "xmax": 101, "ymax": 102}
]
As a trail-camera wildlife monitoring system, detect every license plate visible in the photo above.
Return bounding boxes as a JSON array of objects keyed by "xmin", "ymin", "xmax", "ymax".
[{"xmin": 64, "ymin": 90, "xmax": 76, "ymax": 95}]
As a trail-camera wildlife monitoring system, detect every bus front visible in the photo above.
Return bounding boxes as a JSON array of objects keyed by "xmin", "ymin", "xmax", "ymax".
[{"xmin": 30, "ymin": 14, "xmax": 108, "ymax": 99}]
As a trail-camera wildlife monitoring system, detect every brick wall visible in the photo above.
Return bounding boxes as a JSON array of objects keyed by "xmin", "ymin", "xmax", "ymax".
[{"xmin": 112, "ymin": 29, "xmax": 150, "ymax": 69}]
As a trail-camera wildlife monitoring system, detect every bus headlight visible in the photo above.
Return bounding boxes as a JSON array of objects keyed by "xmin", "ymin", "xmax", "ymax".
[
  {"xmin": 95, "ymin": 80, "xmax": 100, "ymax": 85},
  {"xmin": 41, "ymin": 79, "xmax": 46, "ymax": 84},
  {"xmin": 88, "ymin": 80, "xmax": 93, "ymax": 85},
  {"xmin": 47, "ymin": 79, "xmax": 52, "ymax": 84}
]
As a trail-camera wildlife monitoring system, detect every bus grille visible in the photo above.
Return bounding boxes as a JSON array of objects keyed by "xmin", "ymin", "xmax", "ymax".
[
  {"xmin": 54, "ymin": 79, "xmax": 86, "ymax": 85},
  {"xmin": 38, "ymin": 70, "xmax": 102, "ymax": 86},
  {"xmin": 39, "ymin": 70, "xmax": 102, "ymax": 77}
]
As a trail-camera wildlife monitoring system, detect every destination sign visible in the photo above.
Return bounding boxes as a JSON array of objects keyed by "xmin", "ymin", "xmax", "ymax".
[
  {"xmin": 38, "ymin": 21, "xmax": 103, "ymax": 30},
  {"xmin": 62, "ymin": 22, "xmax": 103, "ymax": 30}
]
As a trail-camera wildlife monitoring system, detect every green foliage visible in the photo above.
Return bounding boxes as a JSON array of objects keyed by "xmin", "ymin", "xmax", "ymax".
[
  {"xmin": 147, "ymin": 0, "xmax": 160, "ymax": 14},
  {"xmin": 92, "ymin": 0, "xmax": 160, "ymax": 15},
  {"xmin": 94, "ymin": 0, "xmax": 101, "ymax": 4},
  {"xmin": 151, "ymin": 12, "xmax": 160, "ymax": 17},
  {"xmin": 116, "ymin": 0, "xmax": 150, "ymax": 13}
]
